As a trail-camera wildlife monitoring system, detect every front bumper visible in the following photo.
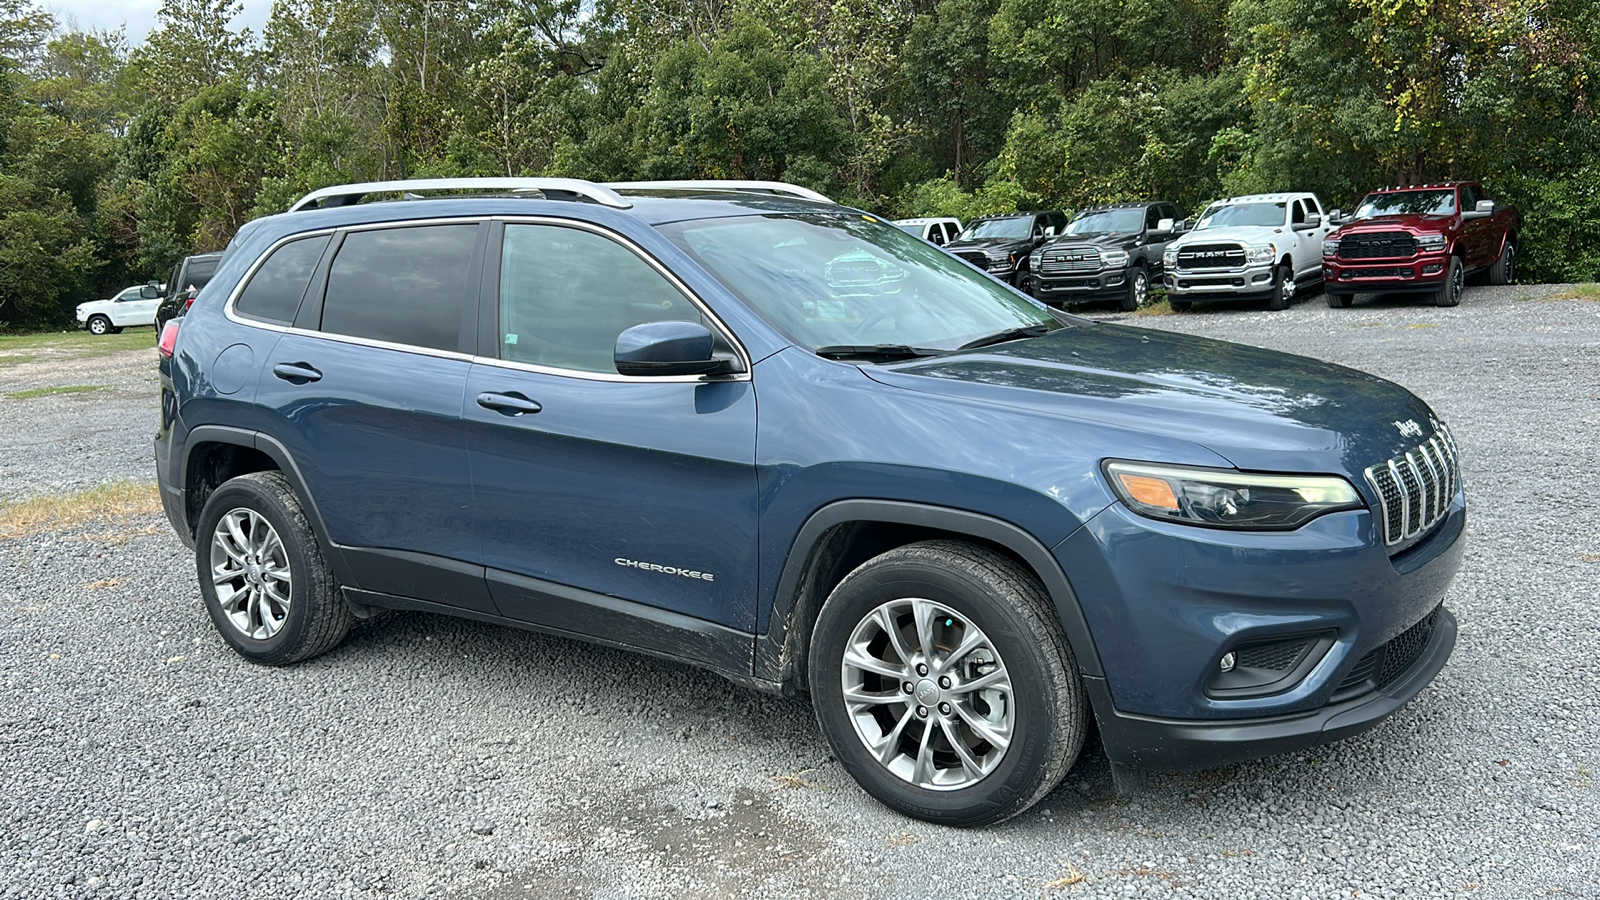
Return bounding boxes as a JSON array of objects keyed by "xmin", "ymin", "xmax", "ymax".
[
  {"xmin": 1324, "ymin": 252, "xmax": 1450, "ymax": 294},
  {"xmin": 1088, "ymin": 606, "xmax": 1456, "ymax": 770},
  {"xmin": 1033, "ymin": 267, "xmax": 1129, "ymax": 301},
  {"xmin": 1164, "ymin": 262, "xmax": 1276, "ymax": 298}
]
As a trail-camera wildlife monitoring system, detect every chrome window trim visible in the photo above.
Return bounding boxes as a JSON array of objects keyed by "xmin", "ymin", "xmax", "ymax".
[{"xmin": 482, "ymin": 215, "xmax": 753, "ymax": 384}]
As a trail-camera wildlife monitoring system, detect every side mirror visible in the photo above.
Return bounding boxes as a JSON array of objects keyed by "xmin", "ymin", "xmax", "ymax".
[
  {"xmin": 1155, "ymin": 217, "xmax": 1175, "ymax": 235},
  {"xmin": 1304, "ymin": 212, "xmax": 1322, "ymax": 229},
  {"xmin": 615, "ymin": 321, "xmax": 732, "ymax": 377},
  {"xmin": 929, "ymin": 231, "xmax": 944, "ymax": 245},
  {"xmin": 1463, "ymin": 199, "xmax": 1495, "ymax": 219},
  {"xmin": 1326, "ymin": 209, "xmax": 1343, "ymax": 225},
  {"xmin": 1476, "ymin": 199, "xmax": 1495, "ymax": 213},
  {"xmin": 1043, "ymin": 226, "xmax": 1057, "ymax": 237},
  {"xmin": 140, "ymin": 285, "xmax": 160, "ymax": 300}
]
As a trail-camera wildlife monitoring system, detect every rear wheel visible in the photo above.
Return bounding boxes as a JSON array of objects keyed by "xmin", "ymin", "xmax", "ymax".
[
  {"xmin": 1121, "ymin": 266, "xmax": 1148, "ymax": 312},
  {"xmin": 1489, "ymin": 243, "xmax": 1516, "ymax": 285},
  {"xmin": 1268, "ymin": 264, "xmax": 1295, "ymax": 310},
  {"xmin": 808, "ymin": 541, "xmax": 1087, "ymax": 827},
  {"xmin": 195, "ymin": 471, "xmax": 352, "ymax": 665},
  {"xmin": 1434, "ymin": 256, "xmax": 1464, "ymax": 307}
]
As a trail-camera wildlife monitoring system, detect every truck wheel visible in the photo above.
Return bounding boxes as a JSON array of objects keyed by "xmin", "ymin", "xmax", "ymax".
[
  {"xmin": 808, "ymin": 541, "xmax": 1087, "ymax": 827},
  {"xmin": 1268, "ymin": 265, "xmax": 1295, "ymax": 310},
  {"xmin": 87, "ymin": 315, "xmax": 115, "ymax": 335},
  {"xmin": 1014, "ymin": 266, "xmax": 1032, "ymax": 295},
  {"xmin": 1489, "ymin": 243, "xmax": 1516, "ymax": 285},
  {"xmin": 195, "ymin": 471, "xmax": 352, "ymax": 665},
  {"xmin": 1434, "ymin": 256, "xmax": 1464, "ymax": 307},
  {"xmin": 1121, "ymin": 266, "xmax": 1148, "ymax": 312},
  {"xmin": 1326, "ymin": 293, "xmax": 1353, "ymax": 308}
]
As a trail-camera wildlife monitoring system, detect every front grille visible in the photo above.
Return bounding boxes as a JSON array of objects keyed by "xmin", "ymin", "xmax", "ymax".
[
  {"xmin": 955, "ymin": 251, "xmax": 989, "ymax": 268},
  {"xmin": 1176, "ymin": 243, "xmax": 1246, "ymax": 268},
  {"xmin": 1039, "ymin": 246, "xmax": 1101, "ymax": 275},
  {"xmin": 1335, "ymin": 605, "xmax": 1442, "ymax": 696},
  {"xmin": 1338, "ymin": 232, "xmax": 1418, "ymax": 260},
  {"xmin": 1237, "ymin": 638, "xmax": 1311, "ymax": 671},
  {"xmin": 1364, "ymin": 426, "xmax": 1460, "ymax": 547}
]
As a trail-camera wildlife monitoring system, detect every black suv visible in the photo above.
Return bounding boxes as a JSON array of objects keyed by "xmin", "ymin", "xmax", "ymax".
[
  {"xmin": 155, "ymin": 178, "xmax": 1463, "ymax": 827},
  {"xmin": 1028, "ymin": 202, "xmax": 1185, "ymax": 311},
  {"xmin": 945, "ymin": 210, "xmax": 1069, "ymax": 288},
  {"xmin": 154, "ymin": 251, "xmax": 224, "ymax": 334}
]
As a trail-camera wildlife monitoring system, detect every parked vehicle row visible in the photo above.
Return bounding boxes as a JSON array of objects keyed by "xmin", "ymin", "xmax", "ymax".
[
  {"xmin": 156, "ymin": 177, "xmax": 1463, "ymax": 828},
  {"xmin": 892, "ymin": 180, "xmax": 1520, "ymax": 311}
]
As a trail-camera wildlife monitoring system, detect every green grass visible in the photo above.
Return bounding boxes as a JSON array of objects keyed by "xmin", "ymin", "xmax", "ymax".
[
  {"xmin": 0, "ymin": 481, "xmax": 161, "ymax": 538},
  {"xmin": 5, "ymin": 384, "xmax": 105, "ymax": 400},
  {"xmin": 1552, "ymin": 283, "xmax": 1600, "ymax": 301},
  {"xmin": 0, "ymin": 353, "xmax": 37, "ymax": 367},
  {"xmin": 0, "ymin": 328, "xmax": 155, "ymax": 359},
  {"xmin": 1135, "ymin": 297, "xmax": 1175, "ymax": 316}
]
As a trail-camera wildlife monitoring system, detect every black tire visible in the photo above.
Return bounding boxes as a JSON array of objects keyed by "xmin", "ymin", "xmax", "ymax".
[
  {"xmin": 1121, "ymin": 265, "xmax": 1148, "ymax": 312},
  {"xmin": 1489, "ymin": 242, "xmax": 1516, "ymax": 285},
  {"xmin": 808, "ymin": 540, "xmax": 1087, "ymax": 827},
  {"xmin": 1268, "ymin": 264, "xmax": 1294, "ymax": 310},
  {"xmin": 1326, "ymin": 292, "xmax": 1353, "ymax": 308},
  {"xmin": 195, "ymin": 471, "xmax": 352, "ymax": 665},
  {"xmin": 1014, "ymin": 267, "xmax": 1031, "ymax": 294},
  {"xmin": 1434, "ymin": 256, "xmax": 1464, "ymax": 307},
  {"xmin": 1170, "ymin": 298, "xmax": 1191, "ymax": 312},
  {"xmin": 87, "ymin": 315, "xmax": 113, "ymax": 336}
]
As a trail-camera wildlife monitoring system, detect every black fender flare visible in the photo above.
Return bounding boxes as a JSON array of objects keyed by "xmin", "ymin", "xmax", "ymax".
[
  {"xmin": 753, "ymin": 499, "xmax": 1106, "ymax": 691},
  {"xmin": 180, "ymin": 425, "xmax": 350, "ymax": 583}
]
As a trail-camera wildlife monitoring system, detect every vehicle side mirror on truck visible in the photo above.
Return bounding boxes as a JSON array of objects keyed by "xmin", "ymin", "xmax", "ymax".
[{"xmin": 1155, "ymin": 218, "xmax": 1175, "ymax": 235}]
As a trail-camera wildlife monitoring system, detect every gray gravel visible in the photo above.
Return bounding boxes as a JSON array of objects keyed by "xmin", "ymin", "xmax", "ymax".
[{"xmin": 2, "ymin": 285, "xmax": 1597, "ymax": 898}]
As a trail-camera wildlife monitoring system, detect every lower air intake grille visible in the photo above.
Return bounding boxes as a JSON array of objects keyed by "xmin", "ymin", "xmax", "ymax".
[{"xmin": 1335, "ymin": 605, "xmax": 1442, "ymax": 696}]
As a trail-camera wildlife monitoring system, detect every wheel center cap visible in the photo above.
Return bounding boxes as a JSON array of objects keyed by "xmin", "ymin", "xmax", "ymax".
[
  {"xmin": 914, "ymin": 679, "xmax": 940, "ymax": 705},
  {"xmin": 248, "ymin": 562, "xmax": 262, "ymax": 582}
]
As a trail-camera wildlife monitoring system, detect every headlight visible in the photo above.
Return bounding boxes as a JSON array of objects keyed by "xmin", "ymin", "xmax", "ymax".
[
  {"xmin": 1322, "ymin": 239, "xmax": 1339, "ymax": 258},
  {"xmin": 1248, "ymin": 245, "xmax": 1276, "ymax": 264},
  {"xmin": 1100, "ymin": 249, "xmax": 1130, "ymax": 267},
  {"xmin": 1416, "ymin": 234, "xmax": 1446, "ymax": 252},
  {"xmin": 984, "ymin": 249, "xmax": 1011, "ymax": 262},
  {"xmin": 1163, "ymin": 247, "xmax": 1178, "ymax": 266},
  {"xmin": 1104, "ymin": 461, "xmax": 1364, "ymax": 530},
  {"xmin": 1029, "ymin": 249, "xmax": 1043, "ymax": 267}
]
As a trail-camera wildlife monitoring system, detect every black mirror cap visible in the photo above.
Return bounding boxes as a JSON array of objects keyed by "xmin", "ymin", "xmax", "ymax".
[{"xmin": 615, "ymin": 320, "xmax": 734, "ymax": 377}]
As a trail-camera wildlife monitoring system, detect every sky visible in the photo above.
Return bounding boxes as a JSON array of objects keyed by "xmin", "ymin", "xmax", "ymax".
[{"xmin": 43, "ymin": 0, "xmax": 271, "ymax": 45}]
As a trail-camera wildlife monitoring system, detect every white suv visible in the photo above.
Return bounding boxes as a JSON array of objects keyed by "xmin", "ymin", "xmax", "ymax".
[
  {"xmin": 75, "ymin": 284, "xmax": 162, "ymax": 335},
  {"xmin": 1161, "ymin": 193, "xmax": 1334, "ymax": 310}
]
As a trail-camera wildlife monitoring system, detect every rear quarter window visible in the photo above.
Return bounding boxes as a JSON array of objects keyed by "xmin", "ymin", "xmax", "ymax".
[{"xmin": 234, "ymin": 236, "xmax": 330, "ymax": 325}]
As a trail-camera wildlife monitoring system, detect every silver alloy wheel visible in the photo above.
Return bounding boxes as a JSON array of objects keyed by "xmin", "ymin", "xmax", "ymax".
[
  {"xmin": 209, "ymin": 508, "xmax": 292, "ymax": 640},
  {"xmin": 88, "ymin": 317, "xmax": 108, "ymax": 335},
  {"xmin": 1132, "ymin": 270, "xmax": 1148, "ymax": 305},
  {"xmin": 839, "ymin": 597, "xmax": 1015, "ymax": 790},
  {"xmin": 1281, "ymin": 272, "xmax": 1296, "ymax": 299},
  {"xmin": 1504, "ymin": 245, "xmax": 1515, "ymax": 283}
]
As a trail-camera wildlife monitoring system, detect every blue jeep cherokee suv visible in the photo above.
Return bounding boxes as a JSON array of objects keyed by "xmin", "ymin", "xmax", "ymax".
[{"xmin": 155, "ymin": 178, "xmax": 1465, "ymax": 826}]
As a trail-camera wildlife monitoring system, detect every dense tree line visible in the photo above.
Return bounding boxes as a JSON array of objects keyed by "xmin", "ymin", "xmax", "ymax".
[{"xmin": 1, "ymin": 0, "xmax": 1596, "ymax": 328}]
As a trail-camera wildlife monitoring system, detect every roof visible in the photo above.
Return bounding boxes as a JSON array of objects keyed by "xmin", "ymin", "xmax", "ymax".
[
  {"xmin": 1210, "ymin": 193, "xmax": 1318, "ymax": 205},
  {"xmin": 1367, "ymin": 182, "xmax": 1477, "ymax": 194},
  {"xmin": 892, "ymin": 217, "xmax": 961, "ymax": 225},
  {"xmin": 1079, "ymin": 201, "xmax": 1165, "ymax": 211}
]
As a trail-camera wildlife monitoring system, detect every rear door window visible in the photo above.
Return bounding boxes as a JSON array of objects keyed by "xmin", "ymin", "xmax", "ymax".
[
  {"xmin": 320, "ymin": 225, "xmax": 478, "ymax": 353},
  {"xmin": 235, "ymin": 236, "xmax": 330, "ymax": 325}
]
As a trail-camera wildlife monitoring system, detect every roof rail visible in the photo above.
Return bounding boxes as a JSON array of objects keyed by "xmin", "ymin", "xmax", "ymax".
[
  {"xmin": 288, "ymin": 178, "xmax": 633, "ymax": 212},
  {"xmin": 605, "ymin": 180, "xmax": 833, "ymax": 204}
]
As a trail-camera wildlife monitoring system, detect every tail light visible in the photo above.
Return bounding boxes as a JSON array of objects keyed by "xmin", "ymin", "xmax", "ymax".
[{"xmin": 158, "ymin": 320, "xmax": 180, "ymax": 358}]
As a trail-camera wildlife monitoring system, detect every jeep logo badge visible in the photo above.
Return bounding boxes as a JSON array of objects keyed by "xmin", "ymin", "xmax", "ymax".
[{"xmin": 1394, "ymin": 419, "xmax": 1423, "ymax": 438}]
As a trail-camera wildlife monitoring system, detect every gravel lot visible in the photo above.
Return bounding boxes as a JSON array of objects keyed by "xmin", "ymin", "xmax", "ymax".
[{"xmin": 2, "ymin": 286, "xmax": 1597, "ymax": 899}]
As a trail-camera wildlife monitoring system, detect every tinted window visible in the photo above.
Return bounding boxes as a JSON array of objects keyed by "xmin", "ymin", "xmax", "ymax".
[
  {"xmin": 1291, "ymin": 200, "xmax": 1306, "ymax": 224},
  {"xmin": 320, "ymin": 225, "xmax": 476, "ymax": 353},
  {"xmin": 499, "ymin": 224, "xmax": 703, "ymax": 374},
  {"xmin": 1460, "ymin": 185, "xmax": 1479, "ymax": 208},
  {"xmin": 1145, "ymin": 206, "xmax": 1162, "ymax": 229},
  {"xmin": 184, "ymin": 257, "xmax": 220, "ymax": 291},
  {"xmin": 235, "ymin": 236, "xmax": 330, "ymax": 324}
]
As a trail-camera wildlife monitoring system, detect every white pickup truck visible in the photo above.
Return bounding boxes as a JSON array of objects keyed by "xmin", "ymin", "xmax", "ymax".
[{"xmin": 1161, "ymin": 192, "xmax": 1336, "ymax": 310}]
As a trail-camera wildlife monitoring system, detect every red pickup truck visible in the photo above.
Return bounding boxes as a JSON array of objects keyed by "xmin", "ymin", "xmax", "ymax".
[{"xmin": 1322, "ymin": 182, "xmax": 1521, "ymax": 307}]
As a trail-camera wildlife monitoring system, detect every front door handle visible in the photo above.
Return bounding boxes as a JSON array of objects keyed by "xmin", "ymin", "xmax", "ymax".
[
  {"xmin": 476, "ymin": 391, "xmax": 542, "ymax": 416},
  {"xmin": 272, "ymin": 362, "xmax": 322, "ymax": 384}
]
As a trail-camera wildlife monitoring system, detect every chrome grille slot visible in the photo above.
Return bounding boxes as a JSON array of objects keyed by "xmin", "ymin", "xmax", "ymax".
[
  {"xmin": 1039, "ymin": 246, "xmax": 1102, "ymax": 275},
  {"xmin": 1365, "ymin": 426, "xmax": 1461, "ymax": 547},
  {"xmin": 1176, "ymin": 243, "xmax": 1246, "ymax": 269},
  {"xmin": 1338, "ymin": 232, "xmax": 1417, "ymax": 259}
]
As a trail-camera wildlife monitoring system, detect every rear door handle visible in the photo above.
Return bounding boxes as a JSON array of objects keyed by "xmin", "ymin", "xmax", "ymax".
[
  {"xmin": 272, "ymin": 362, "xmax": 322, "ymax": 384},
  {"xmin": 476, "ymin": 392, "xmax": 542, "ymax": 416}
]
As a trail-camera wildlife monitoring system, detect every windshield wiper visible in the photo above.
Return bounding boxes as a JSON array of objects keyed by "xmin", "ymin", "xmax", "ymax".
[
  {"xmin": 814, "ymin": 344, "xmax": 942, "ymax": 361},
  {"xmin": 957, "ymin": 324, "xmax": 1054, "ymax": 351}
]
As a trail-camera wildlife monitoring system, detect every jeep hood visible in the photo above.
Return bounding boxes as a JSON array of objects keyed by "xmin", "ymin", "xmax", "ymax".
[{"xmin": 864, "ymin": 323, "xmax": 1437, "ymax": 476}]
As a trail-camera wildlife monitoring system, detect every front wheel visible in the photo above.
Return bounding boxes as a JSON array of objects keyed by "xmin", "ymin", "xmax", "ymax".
[
  {"xmin": 87, "ymin": 315, "xmax": 114, "ymax": 335},
  {"xmin": 1268, "ymin": 265, "xmax": 1295, "ymax": 310},
  {"xmin": 1434, "ymin": 256, "xmax": 1464, "ymax": 307},
  {"xmin": 1121, "ymin": 266, "xmax": 1148, "ymax": 312},
  {"xmin": 195, "ymin": 471, "xmax": 352, "ymax": 665},
  {"xmin": 808, "ymin": 541, "xmax": 1087, "ymax": 827}
]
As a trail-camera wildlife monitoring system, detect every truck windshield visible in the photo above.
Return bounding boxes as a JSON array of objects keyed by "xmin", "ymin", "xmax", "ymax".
[
  {"xmin": 958, "ymin": 218, "xmax": 1031, "ymax": 240},
  {"xmin": 1065, "ymin": 209, "xmax": 1144, "ymax": 235},
  {"xmin": 1354, "ymin": 190, "xmax": 1457, "ymax": 219},
  {"xmin": 659, "ymin": 213, "xmax": 1062, "ymax": 353},
  {"xmin": 1196, "ymin": 202, "xmax": 1286, "ymax": 229}
]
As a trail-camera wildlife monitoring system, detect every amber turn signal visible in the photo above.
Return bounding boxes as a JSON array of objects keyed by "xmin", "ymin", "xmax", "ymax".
[{"xmin": 1117, "ymin": 473, "xmax": 1180, "ymax": 510}]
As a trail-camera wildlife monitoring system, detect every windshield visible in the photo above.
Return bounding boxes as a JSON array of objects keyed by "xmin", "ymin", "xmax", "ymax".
[
  {"xmin": 893, "ymin": 223, "xmax": 922, "ymax": 236},
  {"xmin": 958, "ymin": 218, "xmax": 1031, "ymax": 240},
  {"xmin": 1196, "ymin": 202, "xmax": 1286, "ymax": 229},
  {"xmin": 658, "ymin": 214, "xmax": 1061, "ymax": 352},
  {"xmin": 1065, "ymin": 208, "xmax": 1144, "ymax": 235},
  {"xmin": 1354, "ymin": 190, "xmax": 1456, "ymax": 219}
]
